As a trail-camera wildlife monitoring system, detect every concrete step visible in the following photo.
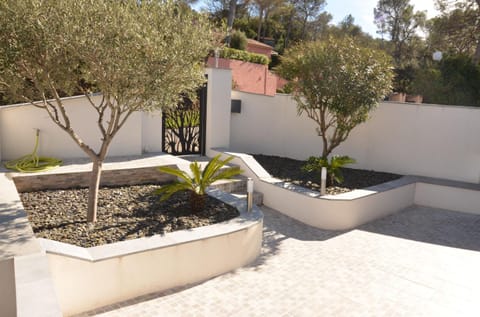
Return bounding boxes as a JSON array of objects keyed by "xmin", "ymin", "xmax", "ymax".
[
  {"xmin": 230, "ymin": 191, "xmax": 264, "ymax": 206},
  {"xmin": 210, "ymin": 175, "xmax": 248, "ymax": 193}
]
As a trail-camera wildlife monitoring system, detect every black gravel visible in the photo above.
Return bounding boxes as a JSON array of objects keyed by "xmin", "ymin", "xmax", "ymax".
[
  {"xmin": 253, "ymin": 154, "xmax": 402, "ymax": 195},
  {"xmin": 20, "ymin": 184, "xmax": 239, "ymax": 248}
]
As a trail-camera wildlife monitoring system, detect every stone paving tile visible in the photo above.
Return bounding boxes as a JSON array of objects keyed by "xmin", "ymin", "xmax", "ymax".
[{"xmin": 87, "ymin": 205, "xmax": 480, "ymax": 317}]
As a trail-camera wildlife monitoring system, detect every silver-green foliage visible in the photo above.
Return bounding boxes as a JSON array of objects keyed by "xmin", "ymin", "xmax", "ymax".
[
  {"xmin": 155, "ymin": 155, "xmax": 242, "ymax": 212},
  {"xmin": 0, "ymin": 0, "xmax": 213, "ymax": 110},
  {"xmin": 277, "ymin": 37, "xmax": 394, "ymax": 159},
  {"xmin": 0, "ymin": 0, "xmax": 214, "ymax": 223}
]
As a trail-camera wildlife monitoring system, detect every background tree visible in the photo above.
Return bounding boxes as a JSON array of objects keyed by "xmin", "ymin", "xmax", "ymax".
[
  {"xmin": 339, "ymin": 14, "xmax": 363, "ymax": 37},
  {"xmin": 429, "ymin": 0, "xmax": 480, "ymax": 63},
  {"xmin": 253, "ymin": 0, "xmax": 284, "ymax": 40},
  {"xmin": 326, "ymin": 15, "xmax": 382, "ymax": 49},
  {"xmin": 412, "ymin": 55, "xmax": 480, "ymax": 106},
  {"xmin": 374, "ymin": 0, "xmax": 426, "ymax": 93},
  {"xmin": 226, "ymin": 0, "xmax": 239, "ymax": 45},
  {"xmin": 277, "ymin": 37, "xmax": 393, "ymax": 159},
  {"xmin": 308, "ymin": 11, "xmax": 332, "ymax": 41},
  {"xmin": 294, "ymin": 0, "xmax": 326, "ymax": 39},
  {"xmin": 0, "ymin": 0, "xmax": 214, "ymax": 223},
  {"xmin": 374, "ymin": 0, "xmax": 426, "ymax": 66},
  {"xmin": 205, "ymin": 0, "xmax": 251, "ymax": 40}
]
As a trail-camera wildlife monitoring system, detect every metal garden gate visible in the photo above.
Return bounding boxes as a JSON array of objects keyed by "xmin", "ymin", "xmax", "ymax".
[{"xmin": 161, "ymin": 83, "xmax": 207, "ymax": 155}]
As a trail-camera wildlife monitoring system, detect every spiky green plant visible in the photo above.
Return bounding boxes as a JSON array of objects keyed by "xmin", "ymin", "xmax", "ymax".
[
  {"xmin": 155, "ymin": 155, "xmax": 242, "ymax": 212},
  {"xmin": 303, "ymin": 155, "xmax": 356, "ymax": 186}
]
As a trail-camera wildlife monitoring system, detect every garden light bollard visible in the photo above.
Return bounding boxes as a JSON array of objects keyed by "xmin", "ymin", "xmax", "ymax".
[
  {"xmin": 320, "ymin": 167, "xmax": 327, "ymax": 196},
  {"xmin": 247, "ymin": 178, "xmax": 254, "ymax": 212}
]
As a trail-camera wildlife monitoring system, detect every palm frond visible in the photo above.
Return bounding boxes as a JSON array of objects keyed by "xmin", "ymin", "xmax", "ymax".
[
  {"xmin": 157, "ymin": 166, "xmax": 191, "ymax": 184},
  {"xmin": 154, "ymin": 182, "xmax": 191, "ymax": 201},
  {"xmin": 202, "ymin": 155, "xmax": 239, "ymax": 187},
  {"xmin": 201, "ymin": 154, "xmax": 221, "ymax": 182},
  {"xmin": 331, "ymin": 155, "xmax": 356, "ymax": 169},
  {"xmin": 190, "ymin": 161, "xmax": 202, "ymax": 187},
  {"xmin": 210, "ymin": 166, "xmax": 243, "ymax": 184}
]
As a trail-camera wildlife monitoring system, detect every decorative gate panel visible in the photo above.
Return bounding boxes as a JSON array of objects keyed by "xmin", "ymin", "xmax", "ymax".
[{"xmin": 162, "ymin": 84, "xmax": 207, "ymax": 155}]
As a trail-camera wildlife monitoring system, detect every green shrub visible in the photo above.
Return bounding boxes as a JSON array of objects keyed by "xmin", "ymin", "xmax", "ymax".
[
  {"xmin": 412, "ymin": 55, "xmax": 480, "ymax": 106},
  {"xmin": 229, "ymin": 30, "xmax": 247, "ymax": 50},
  {"xmin": 438, "ymin": 55, "xmax": 480, "ymax": 106},
  {"xmin": 220, "ymin": 47, "xmax": 269, "ymax": 65}
]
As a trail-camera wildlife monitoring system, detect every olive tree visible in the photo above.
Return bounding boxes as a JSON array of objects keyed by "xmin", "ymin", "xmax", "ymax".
[
  {"xmin": 0, "ymin": 0, "xmax": 214, "ymax": 223},
  {"xmin": 277, "ymin": 37, "xmax": 393, "ymax": 171}
]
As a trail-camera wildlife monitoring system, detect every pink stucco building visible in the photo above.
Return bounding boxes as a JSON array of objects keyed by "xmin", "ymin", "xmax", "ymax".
[{"xmin": 207, "ymin": 39, "xmax": 286, "ymax": 96}]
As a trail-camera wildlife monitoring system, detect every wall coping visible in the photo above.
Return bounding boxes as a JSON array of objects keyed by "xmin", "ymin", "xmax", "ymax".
[
  {"xmin": 0, "ymin": 93, "xmax": 103, "ymax": 110},
  {"xmin": 39, "ymin": 188, "xmax": 263, "ymax": 262},
  {"xmin": 216, "ymin": 148, "xmax": 480, "ymax": 201}
]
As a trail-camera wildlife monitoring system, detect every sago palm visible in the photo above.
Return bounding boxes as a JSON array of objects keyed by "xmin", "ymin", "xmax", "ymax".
[
  {"xmin": 303, "ymin": 155, "xmax": 356, "ymax": 186},
  {"xmin": 155, "ymin": 155, "xmax": 242, "ymax": 212}
]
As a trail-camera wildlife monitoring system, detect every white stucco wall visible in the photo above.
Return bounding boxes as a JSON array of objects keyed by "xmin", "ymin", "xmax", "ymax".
[
  {"xmin": 205, "ymin": 68, "xmax": 232, "ymax": 157},
  {"xmin": 230, "ymin": 91, "xmax": 480, "ymax": 183},
  {"xmin": 0, "ymin": 95, "xmax": 144, "ymax": 160},
  {"xmin": 141, "ymin": 110, "xmax": 163, "ymax": 153},
  {"xmin": 414, "ymin": 183, "xmax": 480, "ymax": 215},
  {"xmin": 44, "ymin": 208, "xmax": 262, "ymax": 316}
]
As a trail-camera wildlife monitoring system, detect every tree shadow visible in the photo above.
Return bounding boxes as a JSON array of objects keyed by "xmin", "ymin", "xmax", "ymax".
[
  {"xmin": 358, "ymin": 205, "xmax": 480, "ymax": 252},
  {"xmin": 0, "ymin": 201, "xmax": 34, "ymax": 259},
  {"xmin": 247, "ymin": 206, "xmax": 346, "ymax": 269}
]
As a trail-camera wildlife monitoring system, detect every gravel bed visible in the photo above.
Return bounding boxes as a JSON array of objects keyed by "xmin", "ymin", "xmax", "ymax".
[
  {"xmin": 253, "ymin": 154, "xmax": 402, "ymax": 195},
  {"xmin": 20, "ymin": 184, "xmax": 239, "ymax": 248}
]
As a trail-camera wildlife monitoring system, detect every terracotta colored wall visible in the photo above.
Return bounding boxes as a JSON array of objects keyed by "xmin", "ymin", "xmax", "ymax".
[{"xmin": 207, "ymin": 57, "xmax": 277, "ymax": 96}]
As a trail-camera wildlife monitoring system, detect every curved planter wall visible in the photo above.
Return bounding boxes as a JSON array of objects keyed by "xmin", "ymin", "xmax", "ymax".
[
  {"xmin": 212, "ymin": 149, "xmax": 480, "ymax": 231},
  {"xmin": 40, "ymin": 188, "xmax": 263, "ymax": 316},
  {"xmin": 259, "ymin": 180, "xmax": 415, "ymax": 230}
]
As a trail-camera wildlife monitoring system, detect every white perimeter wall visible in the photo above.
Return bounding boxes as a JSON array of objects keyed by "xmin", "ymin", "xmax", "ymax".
[
  {"xmin": 0, "ymin": 95, "xmax": 154, "ymax": 160},
  {"xmin": 0, "ymin": 68, "xmax": 231, "ymax": 161},
  {"xmin": 230, "ymin": 91, "xmax": 480, "ymax": 183}
]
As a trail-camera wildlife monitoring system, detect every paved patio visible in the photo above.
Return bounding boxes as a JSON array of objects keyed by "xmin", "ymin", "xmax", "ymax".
[{"xmin": 82, "ymin": 205, "xmax": 480, "ymax": 317}]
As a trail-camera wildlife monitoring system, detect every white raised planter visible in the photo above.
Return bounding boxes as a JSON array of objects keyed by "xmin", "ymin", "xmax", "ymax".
[
  {"xmin": 212, "ymin": 149, "xmax": 480, "ymax": 230},
  {"xmin": 39, "ymin": 188, "xmax": 263, "ymax": 316},
  {"xmin": 1, "ymin": 156, "xmax": 263, "ymax": 317}
]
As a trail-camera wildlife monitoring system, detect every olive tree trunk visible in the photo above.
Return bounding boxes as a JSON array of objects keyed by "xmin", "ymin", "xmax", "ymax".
[{"xmin": 87, "ymin": 160, "xmax": 103, "ymax": 222}]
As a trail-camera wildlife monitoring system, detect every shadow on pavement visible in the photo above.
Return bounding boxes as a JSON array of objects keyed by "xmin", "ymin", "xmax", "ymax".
[{"xmin": 359, "ymin": 205, "xmax": 480, "ymax": 252}]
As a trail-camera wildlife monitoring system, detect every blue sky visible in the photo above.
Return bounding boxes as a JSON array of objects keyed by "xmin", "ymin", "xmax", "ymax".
[{"xmin": 194, "ymin": 0, "xmax": 439, "ymax": 38}]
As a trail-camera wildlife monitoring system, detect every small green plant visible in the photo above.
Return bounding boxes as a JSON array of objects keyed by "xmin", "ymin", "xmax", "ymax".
[
  {"xmin": 155, "ymin": 155, "xmax": 242, "ymax": 212},
  {"xmin": 302, "ymin": 155, "xmax": 356, "ymax": 186}
]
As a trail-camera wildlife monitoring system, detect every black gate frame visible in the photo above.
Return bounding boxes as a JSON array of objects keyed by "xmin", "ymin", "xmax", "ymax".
[{"xmin": 161, "ymin": 81, "xmax": 207, "ymax": 156}]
